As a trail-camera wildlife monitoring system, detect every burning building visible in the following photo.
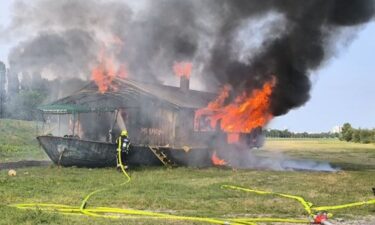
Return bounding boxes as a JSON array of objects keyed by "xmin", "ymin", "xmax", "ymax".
[
  {"xmin": 5, "ymin": 0, "xmax": 373, "ymax": 168},
  {"xmin": 38, "ymin": 71, "xmax": 270, "ymax": 168}
]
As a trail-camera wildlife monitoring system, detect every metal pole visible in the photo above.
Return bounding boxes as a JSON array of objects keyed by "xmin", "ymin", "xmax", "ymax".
[
  {"xmin": 72, "ymin": 114, "xmax": 76, "ymax": 136},
  {"xmin": 77, "ymin": 113, "xmax": 80, "ymax": 138},
  {"xmin": 42, "ymin": 114, "xmax": 45, "ymax": 135},
  {"xmin": 109, "ymin": 110, "xmax": 119, "ymax": 143},
  {"xmin": 58, "ymin": 115, "xmax": 61, "ymax": 136}
]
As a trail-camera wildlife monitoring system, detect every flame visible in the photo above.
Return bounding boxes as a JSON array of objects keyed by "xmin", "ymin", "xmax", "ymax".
[
  {"xmin": 211, "ymin": 151, "xmax": 227, "ymax": 166},
  {"xmin": 173, "ymin": 61, "xmax": 192, "ymax": 79},
  {"xmin": 91, "ymin": 49, "xmax": 128, "ymax": 93},
  {"xmin": 91, "ymin": 36, "xmax": 128, "ymax": 94},
  {"xmin": 195, "ymin": 77, "xmax": 276, "ymax": 139},
  {"xmin": 227, "ymin": 133, "xmax": 240, "ymax": 144}
]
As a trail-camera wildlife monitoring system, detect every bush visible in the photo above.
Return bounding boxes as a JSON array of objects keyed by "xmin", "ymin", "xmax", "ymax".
[
  {"xmin": 339, "ymin": 123, "xmax": 375, "ymax": 144},
  {"xmin": 6, "ymin": 90, "xmax": 46, "ymax": 120}
]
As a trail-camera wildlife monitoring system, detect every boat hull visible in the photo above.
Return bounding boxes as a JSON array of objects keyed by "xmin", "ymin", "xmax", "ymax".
[{"xmin": 37, "ymin": 136, "xmax": 212, "ymax": 168}]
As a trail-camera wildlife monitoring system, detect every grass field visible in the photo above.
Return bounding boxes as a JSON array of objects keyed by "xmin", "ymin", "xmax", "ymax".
[
  {"xmin": 0, "ymin": 119, "xmax": 374, "ymax": 225},
  {"xmin": 0, "ymin": 119, "xmax": 48, "ymax": 163},
  {"xmin": 262, "ymin": 138, "xmax": 375, "ymax": 171}
]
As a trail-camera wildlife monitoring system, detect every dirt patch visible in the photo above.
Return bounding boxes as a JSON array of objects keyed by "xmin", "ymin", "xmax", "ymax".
[
  {"xmin": 332, "ymin": 216, "xmax": 375, "ymax": 225},
  {"xmin": 0, "ymin": 160, "xmax": 51, "ymax": 170},
  {"xmin": 279, "ymin": 216, "xmax": 375, "ymax": 225}
]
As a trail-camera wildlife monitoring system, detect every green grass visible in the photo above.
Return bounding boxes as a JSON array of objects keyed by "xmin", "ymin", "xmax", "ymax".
[
  {"xmin": 0, "ymin": 119, "xmax": 48, "ymax": 162},
  {"xmin": 1, "ymin": 120, "xmax": 375, "ymax": 224},
  {"xmin": 1, "ymin": 167, "xmax": 374, "ymax": 224}
]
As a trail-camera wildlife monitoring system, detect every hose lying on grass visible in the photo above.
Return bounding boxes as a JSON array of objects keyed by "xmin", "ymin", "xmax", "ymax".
[
  {"xmin": 221, "ymin": 185, "xmax": 375, "ymax": 224},
  {"xmin": 9, "ymin": 150, "xmax": 375, "ymax": 225}
]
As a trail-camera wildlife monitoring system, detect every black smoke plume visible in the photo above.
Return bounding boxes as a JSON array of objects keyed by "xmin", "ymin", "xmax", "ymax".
[
  {"xmin": 208, "ymin": 0, "xmax": 375, "ymax": 116},
  {"xmin": 4, "ymin": 0, "xmax": 375, "ymax": 116}
]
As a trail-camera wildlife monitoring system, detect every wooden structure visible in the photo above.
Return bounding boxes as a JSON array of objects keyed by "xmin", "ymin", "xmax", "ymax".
[
  {"xmin": 37, "ymin": 77, "xmax": 220, "ymax": 167},
  {"xmin": 40, "ymin": 78, "xmax": 217, "ymax": 147}
]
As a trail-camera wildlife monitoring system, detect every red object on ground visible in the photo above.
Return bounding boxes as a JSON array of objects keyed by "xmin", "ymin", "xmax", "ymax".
[{"xmin": 313, "ymin": 212, "xmax": 328, "ymax": 224}]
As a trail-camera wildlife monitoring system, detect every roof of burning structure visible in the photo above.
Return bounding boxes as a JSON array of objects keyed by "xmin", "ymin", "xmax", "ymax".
[{"xmin": 39, "ymin": 78, "xmax": 216, "ymax": 114}]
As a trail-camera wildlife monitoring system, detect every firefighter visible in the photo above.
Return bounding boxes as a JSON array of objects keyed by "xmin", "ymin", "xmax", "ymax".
[{"xmin": 116, "ymin": 130, "xmax": 130, "ymax": 169}]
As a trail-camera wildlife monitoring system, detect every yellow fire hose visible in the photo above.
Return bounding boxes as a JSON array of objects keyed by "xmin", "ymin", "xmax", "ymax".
[
  {"xmin": 10, "ymin": 148, "xmax": 250, "ymax": 225},
  {"xmin": 312, "ymin": 199, "xmax": 375, "ymax": 211},
  {"xmin": 221, "ymin": 185, "xmax": 314, "ymax": 216},
  {"xmin": 221, "ymin": 185, "xmax": 375, "ymax": 223},
  {"xmin": 8, "ymin": 150, "xmax": 375, "ymax": 224},
  {"xmin": 78, "ymin": 146, "xmax": 131, "ymax": 218}
]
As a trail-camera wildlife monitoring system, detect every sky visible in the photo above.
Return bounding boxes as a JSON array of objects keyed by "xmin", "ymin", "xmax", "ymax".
[
  {"xmin": 0, "ymin": 1, "xmax": 375, "ymax": 132},
  {"xmin": 270, "ymin": 21, "xmax": 375, "ymax": 132}
]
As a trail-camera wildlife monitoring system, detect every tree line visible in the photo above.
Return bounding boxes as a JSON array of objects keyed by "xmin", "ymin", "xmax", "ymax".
[
  {"xmin": 265, "ymin": 124, "xmax": 375, "ymax": 144},
  {"xmin": 340, "ymin": 123, "xmax": 375, "ymax": 144},
  {"xmin": 0, "ymin": 61, "xmax": 85, "ymax": 120},
  {"xmin": 264, "ymin": 129, "xmax": 339, "ymax": 139}
]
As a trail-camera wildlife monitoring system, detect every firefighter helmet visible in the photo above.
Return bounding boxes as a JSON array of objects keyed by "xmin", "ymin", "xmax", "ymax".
[{"xmin": 121, "ymin": 130, "xmax": 128, "ymax": 136}]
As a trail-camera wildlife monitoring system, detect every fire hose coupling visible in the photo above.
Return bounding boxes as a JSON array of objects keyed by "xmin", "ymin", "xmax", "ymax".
[{"xmin": 311, "ymin": 212, "xmax": 334, "ymax": 225}]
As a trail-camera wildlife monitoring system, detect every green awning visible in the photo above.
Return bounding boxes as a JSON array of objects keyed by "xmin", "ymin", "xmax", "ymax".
[{"xmin": 37, "ymin": 104, "xmax": 116, "ymax": 114}]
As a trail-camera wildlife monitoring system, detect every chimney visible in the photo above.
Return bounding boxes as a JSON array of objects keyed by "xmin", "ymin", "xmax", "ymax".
[{"xmin": 180, "ymin": 76, "xmax": 189, "ymax": 92}]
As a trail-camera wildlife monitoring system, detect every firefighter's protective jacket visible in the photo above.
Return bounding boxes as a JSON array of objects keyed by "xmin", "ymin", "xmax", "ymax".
[{"xmin": 116, "ymin": 134, "xmax": 130, "ymax": 154}]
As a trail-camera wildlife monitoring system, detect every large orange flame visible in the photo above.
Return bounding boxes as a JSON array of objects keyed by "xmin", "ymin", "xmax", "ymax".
[
  {"xmin": 173, "ymin": 61, "xmax": 192, "ymax": 79},
  {"xmin": 211, "ymin": 151, "xmax": 227, "ymax": 166},
  {"xmin": 195, "ymin": 77, "xmax": 276, "ymax": 139},
  {"xmin": 227, "ymin": 133, "xmax": 240, "ymax": 144},
  {"xmin": 91, "ymin": 49, "xmax": 128, "ymax": 94},
  {"xmin": 91, "ymin": 36, "xmax": 128, "ymax": 94}
]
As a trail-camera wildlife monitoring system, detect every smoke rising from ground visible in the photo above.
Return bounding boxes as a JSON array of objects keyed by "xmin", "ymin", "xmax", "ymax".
[
  {"xmin": 4, "ymin": 0, "xmax": 375, "ymax": 115},
  {"xmin": 215, "ymin": 145, "xmax": 337, "ymax": 171}
]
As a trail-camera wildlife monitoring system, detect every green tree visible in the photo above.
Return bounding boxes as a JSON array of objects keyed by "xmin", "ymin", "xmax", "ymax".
[
  {"xmin": 359, "ymin": 129, "xmax": 372, "ymax": 144},
  {"xmin": 0, "ymin": 61, "xmax": 6, "ymax": 118},
  {"xmin": 340, "ymin": 123, "xmax": 353, "ymax": 142},
  {"xmin": 6, "ymin": 90, "xmax": 46, "ymax": 120},
  {"xmin": 351, "ymin": 129, "xmax": 361, "ymax": 143}
]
